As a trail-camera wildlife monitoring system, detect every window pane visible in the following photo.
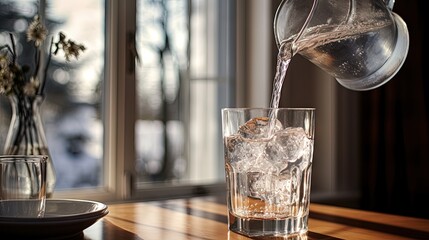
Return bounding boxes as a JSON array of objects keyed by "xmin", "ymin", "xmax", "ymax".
[
  {"xmin": 136, "ymin": 0, "xmax": 189, "ymax": 183},
  {"xmin": 135, "ymin": 0, "xmax": 227, "ymax": 187},
  {"xmin": 45, "ymin": 0, "xmax": 105, "ymax": 189},
  {"xmin": 0, "ymin": 0, "xmax": 106, "ymax": 190}
]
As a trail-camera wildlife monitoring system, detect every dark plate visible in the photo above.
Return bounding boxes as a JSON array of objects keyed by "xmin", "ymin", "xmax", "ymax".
[{"xmin": 0, "ymin": 199, "xmax": 109, "ymax": 239}]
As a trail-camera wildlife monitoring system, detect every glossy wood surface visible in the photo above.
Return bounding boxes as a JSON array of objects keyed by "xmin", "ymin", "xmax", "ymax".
[{"xmin": 82, "ymin": 196, "xmax": 429, "ymax": 240}]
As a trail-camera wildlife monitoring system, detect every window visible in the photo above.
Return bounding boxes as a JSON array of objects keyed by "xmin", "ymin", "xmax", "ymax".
[
  {"xmin": 135, "ymin": 0, "xmax": 230, "ymax": 187},
  {"xmin": 0, "ymin": 0, "xmax": 234, "ymax": 201},
  {"xmin": 0, "ymin": 0, "xmax": 105, "ymax": 190}
]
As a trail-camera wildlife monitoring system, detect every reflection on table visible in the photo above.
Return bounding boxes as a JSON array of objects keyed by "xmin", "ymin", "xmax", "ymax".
[{"xmin": 83, "ymin": 195, "xmax": 429, "ymax": 240}]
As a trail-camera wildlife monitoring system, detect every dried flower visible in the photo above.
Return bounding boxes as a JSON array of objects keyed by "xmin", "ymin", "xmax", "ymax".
[
  {"xmin": 0, "ymin": 14, "xmax": 85, "ymax": 98},
  {"xmin": 23, "ymin": 77, "xmax": 40, "ymax": 97},
  {"xmin": 54, "ymin": 32, "xmax": 86, "ymax": 61},
  {"xmin": 26, "ymin": 15, "xmax": 48, "ymax": 47},
  {"xmin": 0, "ymin": 54, "xmax": 13, "ymax": 94}
]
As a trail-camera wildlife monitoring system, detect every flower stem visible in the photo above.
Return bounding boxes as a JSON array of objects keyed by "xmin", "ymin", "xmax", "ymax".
[
  {"xmin": 39, "ymin": 37, "xmax": 54, "ymax": 97},
  {"xmin": 9, "ymin": 33, "xmax": 16, "ymax": 63},
  {"xmin": 34, "ymin": 45, "xmax": 41, "ymax": 77}
]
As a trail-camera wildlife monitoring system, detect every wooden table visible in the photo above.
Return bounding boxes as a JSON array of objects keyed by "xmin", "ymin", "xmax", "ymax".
[{"xmin": 83, "ymin": 195, "xmax": 429, "ymax": 240}]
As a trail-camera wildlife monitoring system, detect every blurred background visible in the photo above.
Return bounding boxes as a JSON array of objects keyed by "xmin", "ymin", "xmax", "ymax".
[{"xmin": 0, "ymin": 0, "xmax": 427, "ymax": 219}]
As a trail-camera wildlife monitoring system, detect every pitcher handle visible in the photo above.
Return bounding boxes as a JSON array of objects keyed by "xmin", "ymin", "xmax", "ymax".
[{"xmin": 383, "ymin": 0, "xmax": 395, "ymax": 10}]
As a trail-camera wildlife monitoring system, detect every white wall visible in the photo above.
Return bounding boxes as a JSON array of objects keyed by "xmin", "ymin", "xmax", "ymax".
[{"xmin": 236, "ymin": 0, "xmax": 271, "ymax": 107}]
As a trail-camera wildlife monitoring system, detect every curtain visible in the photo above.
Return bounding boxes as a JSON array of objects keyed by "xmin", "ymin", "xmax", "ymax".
[{"xmin": 360, "ymin": 0, "xmax": 428, "ymax": 218}]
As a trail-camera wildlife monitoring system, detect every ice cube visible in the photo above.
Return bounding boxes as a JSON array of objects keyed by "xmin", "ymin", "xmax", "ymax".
[
  {"xmin": 268, "ymin": 166, "xmax": 301, "ymax": 206},
  {"xmin": 247, "ymin": 172, "xmax": 270, "ymax": 199},
  {"xmin": 224, "ymin": 134, "xmax": 269, "ymax": 172},
  {"xmin": 270, "ymin": 173, "xmax": 292, "ymax": 204},
  {"xmin": 265, "ymin": 127, "xmax": 310, "ymax": 165},
  {"xmin": 238, "ymin": 117, "xmax": 283, "ymax": 139},
  {"xmin": 246, "ymin": 163, "xmax": 277, "ymax": 200}
]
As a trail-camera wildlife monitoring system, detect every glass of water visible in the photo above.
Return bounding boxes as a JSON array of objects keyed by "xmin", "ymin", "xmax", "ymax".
[
  {"xmin": 222, "ymin": 108, "xmax": 315, "ymax": 237},
  {"xmin": 0, "ymin": 155, "xmax": 48, "ymax": 218}
]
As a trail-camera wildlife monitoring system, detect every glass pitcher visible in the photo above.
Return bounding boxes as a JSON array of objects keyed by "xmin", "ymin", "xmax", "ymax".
[{"xmin": 274, "ymin": 0, "xmax": 409, "ymax": 91}]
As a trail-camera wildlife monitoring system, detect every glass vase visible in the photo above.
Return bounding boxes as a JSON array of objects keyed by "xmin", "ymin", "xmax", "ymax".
[{"xmin": 3, "ymin": 94, "xmax": 56, "ymax": 197}]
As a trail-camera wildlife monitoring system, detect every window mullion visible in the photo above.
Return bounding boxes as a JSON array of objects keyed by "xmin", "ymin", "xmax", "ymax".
[{"xmin": 115, "ymin": 0, "xmax": 137, "ymax": 200}]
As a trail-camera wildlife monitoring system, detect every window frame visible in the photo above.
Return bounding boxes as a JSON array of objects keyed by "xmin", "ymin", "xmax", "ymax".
[
  {"xmin": 52, "ymin": 0, "xmax": 123, "ymax": 201},
  {"xmin": 54, "ymin": 0, "xmax": 244, "ymax": 202}
]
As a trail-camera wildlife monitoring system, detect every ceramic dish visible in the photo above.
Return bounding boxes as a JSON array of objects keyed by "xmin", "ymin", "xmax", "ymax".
[{"xmin": 0, "ymin": 199, "xmax": 109, "ymax": 239}]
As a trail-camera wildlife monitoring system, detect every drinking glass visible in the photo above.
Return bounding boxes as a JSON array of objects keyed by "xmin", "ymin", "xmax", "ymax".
[
  {"xmin": 0, "ymin": 155, "xmax": 47, "ymax": 218},
  {"xmin": 222, "ymin": 108, "xmax": 315, "ymax": 237}
]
